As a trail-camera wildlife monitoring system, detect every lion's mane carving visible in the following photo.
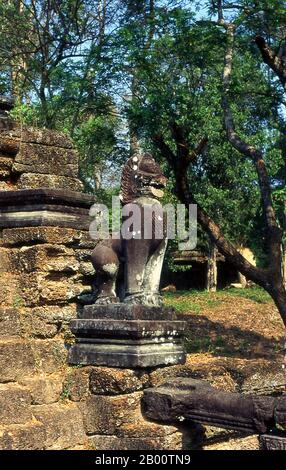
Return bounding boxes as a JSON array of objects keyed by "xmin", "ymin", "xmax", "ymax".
[{"xmin": 120, "ymin": 153, "xmax": 167, "ymax": 204}]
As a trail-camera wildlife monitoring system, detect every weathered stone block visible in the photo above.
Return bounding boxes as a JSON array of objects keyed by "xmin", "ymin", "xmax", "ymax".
[
  {"xmin": 31, "ymin": 339, "xmax": 68, "ymax": 373},
  {"xmin": 82, "ymin": 304, "xmax": 178, "ymax": 320},
  {"xmin": 116, "ymin": 421, "xmax": 181, "ymax": 439},
  {"xmin": 20, "ymin": 305, "xmax": 77, "ymax": 339},
  {"xmin": 78, "ymin": 261, "xmax": 94, "ymax": 276},
  {"xmin": 0, "ymin": 247, "xmax": 19, "ymax": 272},
  {"xmin": 18, "ymin": 244, "xmax": 79, "ymax": 273},
  {"xmin": 0, "ymin": 272, "xmax": 20, "ymax": 308},
  {"xmin": 149, "ymin": 354, "xmax": 236, "ymax": 392},
  {"xmin": 143, "ymin": 377, "xmax": 283, "ymax": 434},
  {"xmin": 89, "ymin": 433, "xmax": 184, "ymax": 451},
  {"xmin": 89, "ymin": 367, "xmax": 149, "ymax": 395},
  {"xmin": 13, "ymin": 143, "xmax": 78, "ymax": 177},
  {"xmin": 32, "ymin": 403, "xmax": 86, "ymax": 449},
  {"xmin": 0, "ymin": 421, "xmax": 46, "ymax": 450},
  {"xmin": 21, "ymin": 127, "xmax": 73, "ymax": 149},
  {"xmin": 0, "ymin": 339, "xmax": 35, "ymax": 381},
  {"xmin": 0, "ymin": 135, "xmax": 20, "ymax": 155},
  {"xmin": 74, "ymin": 249, "xmax": 93, "ymax": 263},
  {"xmin": 80, "ymin": 392, "xmax": 142, "ymax": 435},
  {"xmin": 17, "ymin": 272, "xmax": 86, "ymax": 306},
  {"xmin": 260, "ymin": 433, "xmax": 286, "ymax": 450},
  {"xmin": 1, "ymin": 227, "xmax": 92, "ymax": 248},
  {"xmin": 15, "ymin": 273, "xmax": 40, "ymax": 306},
  {"xmin": 0, "ymin": 384, "xmax": 32, "ymax": 424},
  {"xmin": 39, "ymin": 273, "xmax": 87, "ymax": 304},
  {"xmin": 203, "ymin": 434, "xmax": 259, "ymax": 450},
  {"xmin": 17, "ymin": 173, "xmax": 84, "ymax": 192},
  {"xmin": 69, "ymin": 340, "xmax": 186, "ymax": 368},
  {"xmin": 70, "ymin": 319, "xmax": 186, "ymax": 339},
  {"xmin": 0, "ymin": 156, "xmax": 13, "ymax": 177},
  {"xmin": 64, "ymin": 367, "xmax": 92, "ymax": 402},
  {"xmin": 21, "ymin": 310, "xmax": 59, "ymax": 340},
  {"xmin": 69, "ymin": 305, "xmax": 186, "ymax": 368},
  {"xmin": 19, "ymin": 373, "xmax": 64, "ymax": 405},
  {"xmin": 0, "ymin": 207, "xmax": 90, "ymax": 231},
  {"xmin": 0, "ymin": 181, "xmax": 15, "ymax": 191},
  {"xmin": 0, "ymin": 308, "xmax": 21, "ymax": 337}
]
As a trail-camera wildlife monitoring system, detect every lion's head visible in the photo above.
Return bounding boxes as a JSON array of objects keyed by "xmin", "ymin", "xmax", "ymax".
[{"xmin": 120, "ymin": 153, "xmax": 167, "ymax": 205}]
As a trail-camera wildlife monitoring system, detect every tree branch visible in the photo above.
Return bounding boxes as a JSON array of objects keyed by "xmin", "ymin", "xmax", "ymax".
[
  {"xmin": 222, "ymin": 23, "xmax": 282, "ymax": 271},
  {"xmin": 255, "ymin": 36, "xmax": 286, "ymax": 89},
  {"xmin": 153, "ymin": 132, "xmax": 268, "ymax": 285}
]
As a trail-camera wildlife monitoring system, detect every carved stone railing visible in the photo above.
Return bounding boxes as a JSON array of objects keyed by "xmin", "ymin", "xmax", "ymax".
[{"xmin": 142, "ymin": 378, "xmax": 286, "ymax": 450}]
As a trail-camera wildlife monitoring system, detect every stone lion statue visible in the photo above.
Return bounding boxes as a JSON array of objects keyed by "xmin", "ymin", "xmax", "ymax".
[{"xmin": 90, "ymin": 152, "xmax": 168, "ymax": 306}]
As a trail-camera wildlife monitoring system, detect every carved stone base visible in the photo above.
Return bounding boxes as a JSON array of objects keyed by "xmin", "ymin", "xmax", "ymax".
[
  {"xmin": 260, "ymin": 433, "xmax": 286, "ymax": 450},
  {"xmin": 0, "ymin": 189, "xmax": 94, "ymax": 230},
  {"xmin": 68, "ymin": 304, "xmax": 186, "ymax": 368}
]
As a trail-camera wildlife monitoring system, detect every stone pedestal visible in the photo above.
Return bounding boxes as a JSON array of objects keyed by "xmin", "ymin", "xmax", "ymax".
[{"xmin": 68, "ymin": 304, "xmax": 187, "ymax": 368}]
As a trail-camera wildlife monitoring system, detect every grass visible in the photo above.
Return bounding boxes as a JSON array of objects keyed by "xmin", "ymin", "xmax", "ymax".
[
  {"xmin": 163, "ymin": 290, "xmax": 222, "ymax": 314},
  {"xmin": 163, "ymin": 286, "xmax": 272, "ymax": 314},
  {"xmin": 222, "ymin": 287, "xmax": 271, "ymax": 304}
]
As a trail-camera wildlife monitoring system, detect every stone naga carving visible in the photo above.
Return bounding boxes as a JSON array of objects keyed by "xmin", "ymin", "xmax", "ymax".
[
  {"xmin": 91, "ymin": 152, "xmax": 167, "ymax": 306},
  {"xmin": 143, "ymin": 378, "xmax": 286, "ymax": 434}
]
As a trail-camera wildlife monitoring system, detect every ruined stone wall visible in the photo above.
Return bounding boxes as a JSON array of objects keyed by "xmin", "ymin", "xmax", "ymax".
[
  {"xmin": 0, "ymin": 122, "xmax": 93, "ymax": 449},
  {"xmin": 0, "ymin": 125, "xmax": 83, "ymax": 192},
  {"xmin": 0, "ymin": 122, "xmax": 262, "ymax": 451}
]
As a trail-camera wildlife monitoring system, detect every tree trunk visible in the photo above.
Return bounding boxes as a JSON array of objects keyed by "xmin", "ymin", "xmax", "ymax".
[
  {"xmin": 268, "ymin": 282, "xmax": 286, "ymax": 327},
  {"xmin": 206, "ymin": 239, "xmax": 217, "ymax": 292}
]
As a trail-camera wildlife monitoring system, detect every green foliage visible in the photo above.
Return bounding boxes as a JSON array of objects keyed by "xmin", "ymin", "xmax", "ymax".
[{"xmin": 1, "ymin": 0, "xmax": 286, "ymax": 272}]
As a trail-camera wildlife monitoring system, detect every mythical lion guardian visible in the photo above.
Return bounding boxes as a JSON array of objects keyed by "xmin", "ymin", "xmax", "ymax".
[{"xmin": 90, "ymin": 152, "xmax": 168, "ymax": 306}]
